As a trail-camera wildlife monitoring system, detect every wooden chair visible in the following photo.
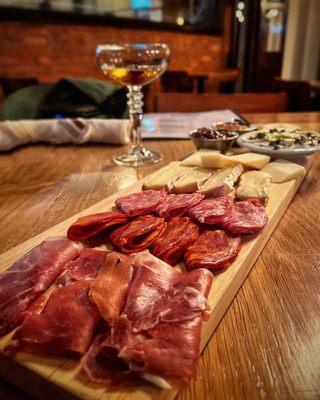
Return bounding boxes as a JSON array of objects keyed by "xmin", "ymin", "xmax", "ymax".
[
  {"xmin": 155, "ymin": 92, "xmax": 288, "ymax": 113},
  {"xmin": 274, "ymin": 77, "xmax": 312, "ymax": 111}
]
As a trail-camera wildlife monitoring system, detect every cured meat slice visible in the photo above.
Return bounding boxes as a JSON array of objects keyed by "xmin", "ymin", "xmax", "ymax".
[
  {"xmin": 83, "ymin": 252, "xmax": 213, "ymax": 383},
  {"xmin": 184, "ymin": 230, "xmax": 241, "ymax": 270},
  {"xmin": 0, "ymin": 237, "xmax": 83, "ymax": 336},
  {"xmin": 115, "ymin": 189, "xmax": 167, "ymax": 217},
  {"xmin": 107, "ymin": 252, "xmax": 213, "ymax": 379},
  {"xmin": 81, "ymin": 333, "xmax": 132, "ymax": 386},
  {"xmin": 110, "ymin": 215, "xmax": 166, "ymax": 254},
  {"xmin": 67, "ymin": 211, "xmax": 129, "ymax": 242},
  {"xmin": 187, "ymin": 196, "xmax": 233, "ymax": 225},
  {"xmin": 124, "ymin": 252, "xmax": 212, "ymax": 332},
  {"xmin": 64, "ymin": 248, "xmax": 109, "ymax": 281},
  {"xmin": 6, "ymin": 280, "xmax": 100, "ymax": 356},
  {"xmin": 151, "ymin": 217, "xmax": 199, "ymax": 265},
  {"xmin": 221, "ymin": 199, "xmax": 268, "ymax": 235},
  {"xmin": 156, "ymin": 193, "xmax": 204, "ymax": 218},
  {"xmin": 111, "ymin": 315, "xmax": 203, "ymax": 379},
  {"xmin": 90, "ymin": 252, "xmax": 135, "ymax": 324}
]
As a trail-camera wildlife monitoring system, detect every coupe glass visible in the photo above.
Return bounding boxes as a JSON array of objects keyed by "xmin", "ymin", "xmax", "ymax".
[{"xmin": 96, "ymin": 43, "xmax": 170, "ymax": 167}]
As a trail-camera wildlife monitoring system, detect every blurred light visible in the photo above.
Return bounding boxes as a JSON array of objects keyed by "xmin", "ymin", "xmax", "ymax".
[
  {"xmin": 238, "ymin": 1, "xmax": 245, "ymax": 10},
  {"xmin": 266, "ymin": 8, "xmax": 279, "ymax": 18},
  {"xmin": 236, "ymin": 10, "xmax": 242, "ymax": 18},
  {"xmin": 176, "ymin": 16, "xmax": 184, "ymax": 26},
  {"xmin": 238, "ymin": 15, "xmax": 245, "ymax": 23},
  {"xmin": 130, "ymin": 0, "xmax": 151, "ymax": 10}
]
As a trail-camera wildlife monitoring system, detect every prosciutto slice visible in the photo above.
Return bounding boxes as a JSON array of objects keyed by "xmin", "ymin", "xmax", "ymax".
[
  {"xmin": 67, "ymin": 211, "xmax": 129, "ymax": 242},
  {"xmin": 184, "ymin": 230, "xmax": 241, "ymax": 271},
  {"xmin": 115, "ymin": 189, "xmax": 167, "ymax": 217},
  {"xmin": 90, "ymin": 252, "xmax": 135, "ymax": 324},
  {"xmin": 83, "ymin": 252, "xmax": 213, "ymax": 383},
  {"xmin": 0, "ymin": 237, "xmax": 83, "ymax": 336},
  {"xmin": 156, "ymin": 193, "xmax": 204, "ymax": 218},
  {"xmin": 108, "ymin": 252, "xmax": 213, "ymax": 379},
  {"xmin": 151, "ymin": 217, "xmax": 199, "ymax": 265},
  {"xmin": 187, "ymin": 196, "xmax": 233, "ymax": 225},
  {"xmin": 110, "ymin": 215, "xmax": 166, "ymax": 254},
  {"xmin": 64, "ymin": 248, "xmax": 109, "ymax": 281},
  {"xmin": 81, "ymin": 333, "xmax": 132, "ymax": 386},
  {"xmin": 6, "ymin": 280, "xmax": 100, "ymax": 356},
  {"xmin": 221, "ymin": 199, "xmax": 268, "ymax": 235}
]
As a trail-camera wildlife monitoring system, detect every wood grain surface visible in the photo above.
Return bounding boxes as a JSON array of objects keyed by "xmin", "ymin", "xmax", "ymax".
[{"xmin": 0, "ymin": 112, "xmax": 320, "ymax": 400}]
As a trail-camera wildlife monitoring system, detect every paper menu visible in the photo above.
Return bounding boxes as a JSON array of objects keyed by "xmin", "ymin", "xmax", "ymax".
[{"xmin": 142, "ymin": 109, "xmax": 245, "ymax": 139}]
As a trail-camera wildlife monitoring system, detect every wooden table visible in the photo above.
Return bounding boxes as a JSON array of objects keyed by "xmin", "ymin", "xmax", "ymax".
[{"xmin": 0, "ymin": 112, "xmax": 319, "ymax": 400}]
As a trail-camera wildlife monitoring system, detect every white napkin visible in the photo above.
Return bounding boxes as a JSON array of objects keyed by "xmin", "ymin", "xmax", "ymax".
[{"xmin": 0, "ymin": 118, "xmax": 131, "ymax": 152}]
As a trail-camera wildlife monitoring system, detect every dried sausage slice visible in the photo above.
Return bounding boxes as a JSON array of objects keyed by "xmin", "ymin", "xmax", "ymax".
[
  {"xmin": 184, "ymin": 230, "xmax": 241, "ymax": 271},
  {"xmin": 110, "ymin": 215, "xmax": 166, "ymax": 254},
  {"xmin": 151, "ymin": 217, "xmax": 199, "ymax": 265},
  {"xmin": 156, "ymin": 193, "xmax": 204, "ymax": 218},
  {"xmin": 187, "ymin": 196, "xmax": 233, "ymax": 225},
  {"xmin": 67, "ymin": 211, "xmax": 129, "ymax": 242},
  {"xmin": 115, "ymin": 189, "xmax": 167, "ymax": 217},
  {"xmin": 221, "ymin": 199, "xmax": 268, "ymax": 235}
]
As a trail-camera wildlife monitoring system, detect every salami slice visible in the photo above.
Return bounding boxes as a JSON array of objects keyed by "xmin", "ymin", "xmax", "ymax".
[
  {"xmin": 184, "ymin": 230, "xmax": 241, "ymax": 271},
  {"xmin": 67, "ymin": 211, "xmax": 129, "ymax": 242},
  {"xmin": 115, "ymin": 189, "xmax": 167, "ymax": 217},
  {"xmin": 187, "ymin": 196, "xmax": 233, "ymax": 225},
  {"xmin": 156, "ymin": 193, "xmax": 204, "ymax": 218},
  {"xmin": 221, "ymin": 199, "xmax": 268, "ymax": 235},
  {"xmin": 110, "ymin": 215, "xmax": 166, "ymax": 254},
  {"xmin": 151, "ymin": 217, "xmax": 199, "ymax": 265}
]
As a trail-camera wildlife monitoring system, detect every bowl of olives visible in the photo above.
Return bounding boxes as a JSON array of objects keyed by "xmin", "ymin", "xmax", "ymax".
[{"xmin": 189, "ymin": 127, "xmax": 238, "ymax": 153}]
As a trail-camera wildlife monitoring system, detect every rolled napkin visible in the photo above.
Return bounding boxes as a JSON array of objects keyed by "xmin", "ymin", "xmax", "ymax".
[{"xmin": 0, "ymin": 118, "xmax": 131, "ymax": 152}]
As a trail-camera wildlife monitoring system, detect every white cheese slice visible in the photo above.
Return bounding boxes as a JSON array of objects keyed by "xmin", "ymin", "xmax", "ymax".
[
  {"xmin": 236, "ymin": 171, "xmax": 271, "ymax": 205},
  {"xmin": 198, "ymin": 164, "xmax": 243, "ymax": 196},
  {"xmin": 201, "ymin": 152, "xmax": 238, "ymax": 169},
  {"xmin": 142, "ymin": 162, "xmax": 191, "ymax": 190},
  {"xmin": 201, "ymin": 152, "xmax": 270, "ymax": 170},
  {"xmin": 229, "ymin": 153, "xmax": 270, "ymax": 169},
  {"xmin": 181, "ymin": 149, "xmax": 219, "ymax": 167},
  {"xmin": 261, "ymin": 159, "xmax": 306, "ymax": 183},
  {"xmin": 171, "ymin": 167, "xmax": 212, "ymax": 193}
]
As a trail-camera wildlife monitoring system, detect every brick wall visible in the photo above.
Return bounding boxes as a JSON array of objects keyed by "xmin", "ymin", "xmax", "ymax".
[{"xmin": 0, "ymin": 21, "xmax": 227, "ymax": 83}]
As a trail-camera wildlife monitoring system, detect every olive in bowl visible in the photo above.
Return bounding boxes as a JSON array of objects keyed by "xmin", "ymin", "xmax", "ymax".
[{"xmin": 189, "ymin": 127, "xmax": 239, "ymax": 153}]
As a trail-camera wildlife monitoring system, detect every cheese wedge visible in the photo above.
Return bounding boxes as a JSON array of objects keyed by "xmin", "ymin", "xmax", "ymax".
[
  {"xmin": 201, "ymin": 152, "xmax": 270, "ymax": 170},
  {"xmin": 198, "ymin": 164, "xmax": 243, "ymax": 196},
  {"xmin": 236, "ymin": 171, "xmax": 271, "ymax": 205},
  {"xmin": 171, "ymin": 167, "xmax": 212, "ymax": 193},
  {"xmin": 229, "ymin": 153, "xmax": 270, "ymax": 169},
  {"xmin": 201, "ymin": 152, "xmax": 238, "ymax": 169},
  {"xmin": 142, "ymin": 162, "xmax": 191, "ymax": 190},
  {"xmin": 261, "ymin": 159, "xmax": 306, "ymax": 183},
  {"xmin": 181, "ymin": 149, "xmax": 219, "ymax": 167}
]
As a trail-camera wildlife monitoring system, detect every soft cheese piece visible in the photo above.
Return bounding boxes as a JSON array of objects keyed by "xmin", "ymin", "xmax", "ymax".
[
  {"xmin": 198, "ymin": 164, "xmax": 243, "ymax": 196},
  {"xmin": 171, "ymin": 167, "xmax": 212, "ymax": 193},
  {"xmin": 261, "ymin": 159, "xmax": 306, "ymax": 183},
  {"xmin": 236, "ymin": 171, "xmax": 271, "ymax": 205},
  {"xmin": 229, "ymin": 153, "xmax": 270, "ymax": 169},
  {"xmin": 142, "ymin": 162, "xmax": 191, "ymax": 190},
  {"xmin": 181, "ymin": 149, "xmax": 219, "ymax": 167},
  {"xmin": 201, "ymin": 152, "xmax": 270, "ymax": 170}
]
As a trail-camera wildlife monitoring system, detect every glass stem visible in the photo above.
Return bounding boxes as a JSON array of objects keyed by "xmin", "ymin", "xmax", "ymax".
[{"xmin": 127, "ymin": 85, "xmax": 146, "ymax": 156}]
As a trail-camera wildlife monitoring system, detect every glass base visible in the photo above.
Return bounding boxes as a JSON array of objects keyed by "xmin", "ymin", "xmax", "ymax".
[{"xmin": 112, "ymin": 145, "xmax": 163, "ymax": 167}]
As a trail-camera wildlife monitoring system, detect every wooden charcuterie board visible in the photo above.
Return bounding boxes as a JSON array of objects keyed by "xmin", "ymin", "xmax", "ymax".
[{"xmin": 0, "ymin": 158, "xmax": 311, "ymax": 400}]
